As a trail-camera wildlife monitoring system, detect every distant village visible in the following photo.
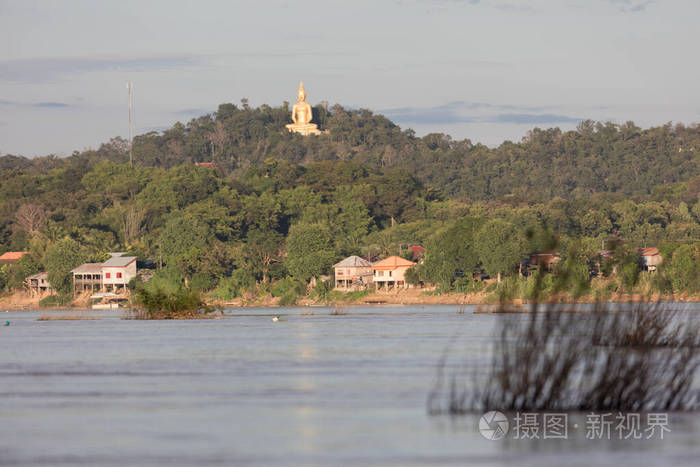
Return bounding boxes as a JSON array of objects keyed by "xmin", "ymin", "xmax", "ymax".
[{"xmin": 0, "ymin": 243, "xmax": 664, "ymax": 302}]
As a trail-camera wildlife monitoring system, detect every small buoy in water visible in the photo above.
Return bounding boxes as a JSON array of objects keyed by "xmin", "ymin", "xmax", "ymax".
[
  {"xmin": 4, "ymin": 321, "xmax": 10, "ymax": 326},
  {"xmin": 272, "ymin": 316, "xmax": 280, "ymax": 322}
]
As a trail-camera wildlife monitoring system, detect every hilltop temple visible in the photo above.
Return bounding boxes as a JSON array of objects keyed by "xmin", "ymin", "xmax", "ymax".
[{"xmin": 286, "ymin": 81, "xmax": 324, "ymax": 136}]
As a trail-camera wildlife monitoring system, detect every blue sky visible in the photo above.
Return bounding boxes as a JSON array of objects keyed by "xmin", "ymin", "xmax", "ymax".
[{"xmin": 1, "ymin": 0, "xmax": 698, "ymax": 156}]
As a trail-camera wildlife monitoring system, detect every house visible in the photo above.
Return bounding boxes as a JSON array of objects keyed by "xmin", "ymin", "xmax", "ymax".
[
  {"xmin": 0, "ymin": 251, "xmax": 29, "ymax": 264},
  {"xmin": 71, "ymin": 253, "xmax": 138, "ymax": 295},
  {"xmin": 371, "ymin": 256, "xmax": 416, "ymax": 290},
  {"xmin": 638, "ymin": 247, "xmax": 662, "ymax": 272},
  {"xmin": 101, "ymin": 255, "xmax": 137, "ymax": 291},
  {"xmin": 72, "ymin": 263, "xmax": 103, "ymax": 294},
  {"xmin": 333, "ymin": 255, "xmax": 372, "ymax": 289},
  {"xmin": 26, "ymin": 272, "xmax": 52, "ymax": 295},
  {"xmin": 527, "ymin": 250, "xmax": 561, "ymax": 272},
  {"xmin": 406, "ymin": 245, "xmax": 425, "ymax": 261}
]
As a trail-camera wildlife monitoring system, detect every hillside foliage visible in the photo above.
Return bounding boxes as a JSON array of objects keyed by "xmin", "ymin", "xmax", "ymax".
[{"xmin": 1, "ymin": 103, "xmax": 699, "ymax": 297}]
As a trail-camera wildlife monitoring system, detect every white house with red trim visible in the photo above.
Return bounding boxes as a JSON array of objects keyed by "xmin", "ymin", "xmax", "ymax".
[
  {"xmin": 101, "ymin": 254, "xmax": 137, "ymax": 291},
  {"xmin": 71, "ymin": 253, "xmax": 138, "ymax": 295}
]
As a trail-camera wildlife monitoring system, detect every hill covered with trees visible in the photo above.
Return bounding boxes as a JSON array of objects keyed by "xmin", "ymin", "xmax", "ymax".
[{"xmin": 1, "ymin": 102, "xmax": 699, "ymax": 301}]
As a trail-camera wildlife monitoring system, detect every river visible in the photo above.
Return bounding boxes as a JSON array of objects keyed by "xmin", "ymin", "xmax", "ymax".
[{"xmin": 1, "ymin": 305, "xmax": 698, "ymax": 466}]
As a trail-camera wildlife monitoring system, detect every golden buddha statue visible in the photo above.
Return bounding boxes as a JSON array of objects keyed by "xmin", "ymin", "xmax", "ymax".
[{"xmin": 286, "ymin": 81, "xmax": 323, "ymax": 135}]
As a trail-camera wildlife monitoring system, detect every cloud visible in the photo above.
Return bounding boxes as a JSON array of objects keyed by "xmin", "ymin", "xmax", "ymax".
[
  {"xmin": 0, "ymin": 55, "xmax": 205, "ymax": 83},
  {"xmin": 34, "ymin": 102, "xmax": 71, "ymax": 108},
  {"xmin": 492, "ymin": 113, "xmax": 581, "ymax": 124},
  {"xmin": 381, "ymin": 101, "xmax": 579, "ymax": 125},
  {"xmin": 0, "ymin": 99, "xmax": 74, "ymax": 109}
]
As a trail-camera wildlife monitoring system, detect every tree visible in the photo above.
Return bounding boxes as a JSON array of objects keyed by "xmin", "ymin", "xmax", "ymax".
[
  {"xmin": 6, "ymin": 254, "xmax": 41, "ymax": 290},
  {"xmin": 44, "ymin": 238, "xmax": 84, "ymax": 295},
  {"xmin": 664, "ymin": 245, "xmax": 700, "ymax": 293},
  {"xmin": 15, "ymin": 203, "xmax": 47, "ymax": 235},
  {"xmin": 421, "ymin": 217, "xmax": 482, "ymax": 289},
  {"xmin": 158, "ymin": 216, "xmax": 209, "ymax": 285},
  {"xmin": 475, "ymin": 219, "xmax": 525, "ymax": 282},
  {"xmin": 285, "ymin": 222, "xmax": 337, "ymax": 282},
  {"xmin": 243, "ymin": 228, "xmax": 284, "ymax": 283}
]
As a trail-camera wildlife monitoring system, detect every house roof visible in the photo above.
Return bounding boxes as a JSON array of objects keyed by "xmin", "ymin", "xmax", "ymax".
[
  {"xmin": 406, "ymin": 245, "xmax": 425, "ymax": 260},
  {"xmin": 101, "ymin": 256, "xmax": 137, "ymax": 267},
  {"xmin": 0, "ymin": 251, "xmax": 29, "ymax": 263},
  {"xmin": 27, "ymin": 272, "xmax": 48, "ymax": 280},
  {"xmin": 529, "ymin": 250, "xmax": 561, "ymax": 266},
  {"xmin": 371, "ymin": 256, "xmax": 415, "ymax": 270},
  {"xmin": 638, "ymin": 247, "xmax": 660, "ymax": 257},
  {"xmin": 333, "ymin": 255, "xmax": 372, "ymax": 268},
  {"xmin": 532, "ymin": 250, "xmax": 559, "ymax": 257},
  {"xmin": 71, "ymin": 263, "xmax": 103, "ymax": 274}
]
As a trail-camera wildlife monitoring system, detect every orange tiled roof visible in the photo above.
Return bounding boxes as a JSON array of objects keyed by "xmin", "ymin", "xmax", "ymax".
[
  {"xmin": 0, "ymin": 251, "xmax": 29, "ymax": 263},
  {"xmin": 371, "ymin": 256, "xmax": 415, "ymax": 270}
]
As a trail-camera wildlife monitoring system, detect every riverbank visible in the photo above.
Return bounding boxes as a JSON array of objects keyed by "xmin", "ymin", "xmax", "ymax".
[{"xmin": 3, "ymin": 287, "xmax": 699, "ymax": 311}]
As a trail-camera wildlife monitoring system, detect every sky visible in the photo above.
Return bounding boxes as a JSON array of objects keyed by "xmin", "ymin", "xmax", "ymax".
[{"xmin": 1, "ymin": 0, "xmax": 699, "ymax": 157}]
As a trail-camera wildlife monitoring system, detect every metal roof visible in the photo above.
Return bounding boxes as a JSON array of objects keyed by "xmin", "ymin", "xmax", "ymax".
[
  {"xmin": 333, "ymin": 255, "xmax": 372, "ymax": 268},
  {"xmin": 71, "ymin": 263, "xmax": 103, "ymax": 274},
  {"xmin": 101, "ymin": 256, "xmax": 137, "ymax": 267},
  {"xmin": 27, "ymin": 272, "xmax": 48, "ymax": 280}
]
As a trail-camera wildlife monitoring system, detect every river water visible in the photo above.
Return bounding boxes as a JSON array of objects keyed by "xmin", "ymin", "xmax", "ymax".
[{"xmin": 1, "ymin": 305, "xmax": 698, "ymax": 466}]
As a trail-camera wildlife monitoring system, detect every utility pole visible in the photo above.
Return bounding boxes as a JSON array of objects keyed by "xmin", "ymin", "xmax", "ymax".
[{"xmin": 127, "ymin": 81, "xmax": 134, "ymax": 165}]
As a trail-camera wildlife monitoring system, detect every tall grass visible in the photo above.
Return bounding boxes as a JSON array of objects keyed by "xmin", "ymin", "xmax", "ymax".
[{"xmin": 428, "ymin": 245, "xmax": 700, "ymax": 414}]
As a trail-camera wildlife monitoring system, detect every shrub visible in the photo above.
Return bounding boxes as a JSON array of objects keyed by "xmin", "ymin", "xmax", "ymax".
[
  {"xmin": 311, "ymin": 280, "xmax": 331, "ymax": 301},
  {"xmin": 453, "ymin": 277, "xmax": 484, "ymax": 294},
  {"xmin": 128, "ymin": 284, "xmax": 218, "ymax": 319},
  {"xmin": 39, "ymin": 294, "xmax": 73, "ymax": 308},
  {"xmin": 271, "ymin": 277, "xmax": 305, "ymax": 298},
  {"xmin": 189, "ymin": 273, "xmax": 216, "ymax": 292},
  {"xmin": 278, "ymin": 290, "xmax": 300, "ymax": 306}
]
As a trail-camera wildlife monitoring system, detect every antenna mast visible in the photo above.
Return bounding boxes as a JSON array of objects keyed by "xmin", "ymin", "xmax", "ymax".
[{"xmin": 127, "ymin": 81, "xmax": 134, "ymax": 165}]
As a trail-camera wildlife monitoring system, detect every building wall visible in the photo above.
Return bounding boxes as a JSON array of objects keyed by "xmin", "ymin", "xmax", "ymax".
[
  {"xmin": 102, "ymin": 261, "xmax": 137, "ymax": 286},
  {"xmin": 335, "ymin": 266, "xmax": 371, "ymax": 280},
  {"xmin": 334, "ymin": 266, "xmax": 372, "ymax": 288},
  {"xmin": 373, "ymin": 266, "xmax": 411, "ymax": 283}
]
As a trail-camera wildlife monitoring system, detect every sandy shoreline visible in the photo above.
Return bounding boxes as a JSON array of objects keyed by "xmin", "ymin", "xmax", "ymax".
[{"xmin": 3, "ymin": 288, "xmax": 699, "ymax": 311}]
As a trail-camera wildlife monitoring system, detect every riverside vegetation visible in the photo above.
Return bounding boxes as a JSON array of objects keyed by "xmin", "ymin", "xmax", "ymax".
[
  {"xmin": 1, "ymin": 102, "xmax": 700, "ymax": 304},
  {"xmin": 427, "ymin": 239, "xmax": 700, "ymax": 415}
]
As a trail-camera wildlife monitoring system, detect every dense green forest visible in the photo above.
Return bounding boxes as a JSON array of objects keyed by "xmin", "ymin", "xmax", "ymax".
[{"xmin": 1, "ymin": 102, "xmax": 699, "ymax": 300}]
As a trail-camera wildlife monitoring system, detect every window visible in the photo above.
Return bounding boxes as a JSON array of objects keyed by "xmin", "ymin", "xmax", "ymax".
[
  {"xmin": 117, "ymin": 272, "xmax": 122, "ymax": 279},
  {"xmin": 389, "ymin": 271, "xmax": 392, "ymax": 277},
  {"xmin": 105, "ymin": 272, "xmax": 111, "ymax": 279}
]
